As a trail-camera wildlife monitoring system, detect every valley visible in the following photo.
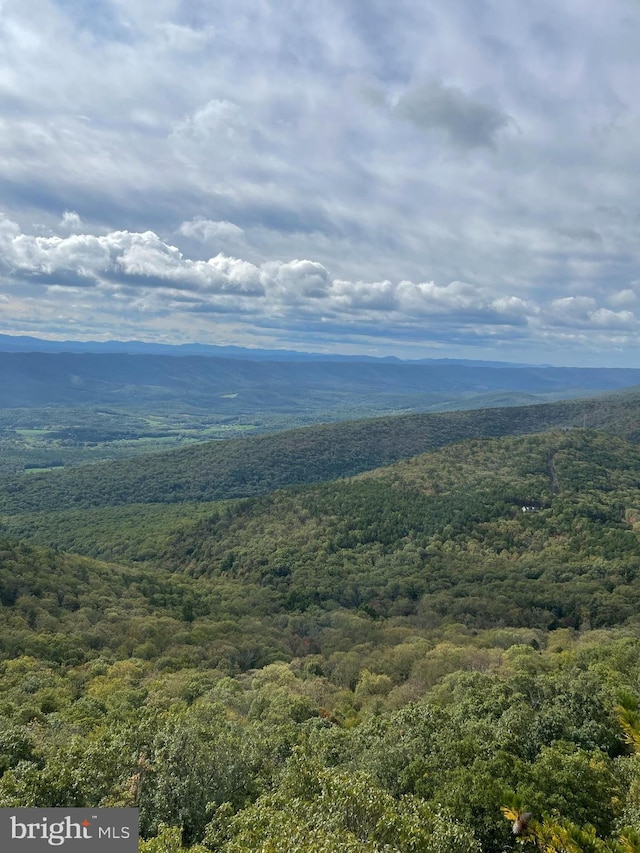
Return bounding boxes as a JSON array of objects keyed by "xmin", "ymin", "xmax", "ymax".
[{"xmin": 2, "ymin": 348, "xmax": 640, "ymax": 477}]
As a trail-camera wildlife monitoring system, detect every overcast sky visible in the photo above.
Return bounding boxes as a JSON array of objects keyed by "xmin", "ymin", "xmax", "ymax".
[{"xmin": 1, "ymin": 1, "xmax": 640, "ymax": 364}]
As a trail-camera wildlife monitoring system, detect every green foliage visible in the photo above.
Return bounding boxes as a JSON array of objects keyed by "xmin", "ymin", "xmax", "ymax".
[
  {"xmin": 139, "ymin": 825, "xmax": 207, "ymax": 853},
  {"xmin": 206, "ymin": 750, "xmax": 482, "ymax": 852},
  {"xmin": 3, "ymin": 390, "xmax": 640, "ymax": 513},
  {"xmin": 8, "ymin": 430, "xmax": 640, "ymax": 643},
  {"xmin": 5, "ymin": 406, "xmax": 640, "ymax": 849}
]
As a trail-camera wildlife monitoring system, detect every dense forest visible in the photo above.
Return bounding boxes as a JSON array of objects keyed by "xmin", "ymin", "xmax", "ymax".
[
  {"xmin": 2, "ymin": 390, "xmax": 640, "ymax": 512},
  {"xmin": 3, "ymin": 395, "xmax": 640, "ymax": 850}
]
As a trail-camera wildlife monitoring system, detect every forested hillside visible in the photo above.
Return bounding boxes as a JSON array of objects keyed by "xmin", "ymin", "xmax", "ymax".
[
  {"xmin": 4, "ymin": 420, "xmax": 640, "ymax": 850},
  {"xmin": 3, "ymin": 428, "xmax": 640, "ymax": 629},
  {"xmin": 2, "ymin": 390, "xmax": 640, "ymax": 514}
]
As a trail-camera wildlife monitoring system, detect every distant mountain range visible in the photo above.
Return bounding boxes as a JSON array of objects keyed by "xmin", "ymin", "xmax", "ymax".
[
  {"xmin": 0, "ymin": 349, "xmax": 639, "ymax": 411},
  {"xmin": 0, "ymin": 333, "xmax": 543, "ymax": 367}
]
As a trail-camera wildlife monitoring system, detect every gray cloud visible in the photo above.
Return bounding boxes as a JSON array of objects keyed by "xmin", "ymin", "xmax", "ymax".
[{"xmin": 394, "ymin": 81, "xmax": 512, "ymax": 148}]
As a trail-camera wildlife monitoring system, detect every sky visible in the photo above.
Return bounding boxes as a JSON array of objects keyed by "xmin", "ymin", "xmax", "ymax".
[{"xmin": 1, "ymin": 1, "xmax": 640, "ymax": 365}]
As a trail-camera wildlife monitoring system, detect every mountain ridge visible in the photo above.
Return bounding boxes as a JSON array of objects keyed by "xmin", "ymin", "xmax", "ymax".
[
  {"xmin": 0, "ymin": 350, "xmax": 639, "ymax": 410},
  {"xmin": 0, "ymin": 332, "xmax": 546, "ymax": 366},
  {"xmin": 1, "ymin": 389, "xmax": 640, "ymax": 517}
]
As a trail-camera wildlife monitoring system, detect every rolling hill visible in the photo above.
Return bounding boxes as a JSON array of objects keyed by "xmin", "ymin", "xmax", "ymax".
[
  {"xmin": 1, "ymin": 389, "xmax": 639, "ymax": 515},
  {"xmin": 4, "ymin": 426, "xmax": 640, "ymax": 635}
]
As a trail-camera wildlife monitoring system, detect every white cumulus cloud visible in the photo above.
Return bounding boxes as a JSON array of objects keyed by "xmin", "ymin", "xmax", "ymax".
[
  {"xmin": 178, "ymin": 218, "xmax": 245, "ymax": 245},
  {"xmin": 1, "ymin": 218, "xmax": 638, "ymax": 353}
]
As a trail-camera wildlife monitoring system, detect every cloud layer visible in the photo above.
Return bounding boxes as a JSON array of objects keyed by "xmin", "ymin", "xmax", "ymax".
[
  {"xmin": 1, "ymin": 216, "xmax": 638, "ymax": 360},
  {"xmin": 1, "ymin": 0, "xmax": 640, "ymax": 363}
]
